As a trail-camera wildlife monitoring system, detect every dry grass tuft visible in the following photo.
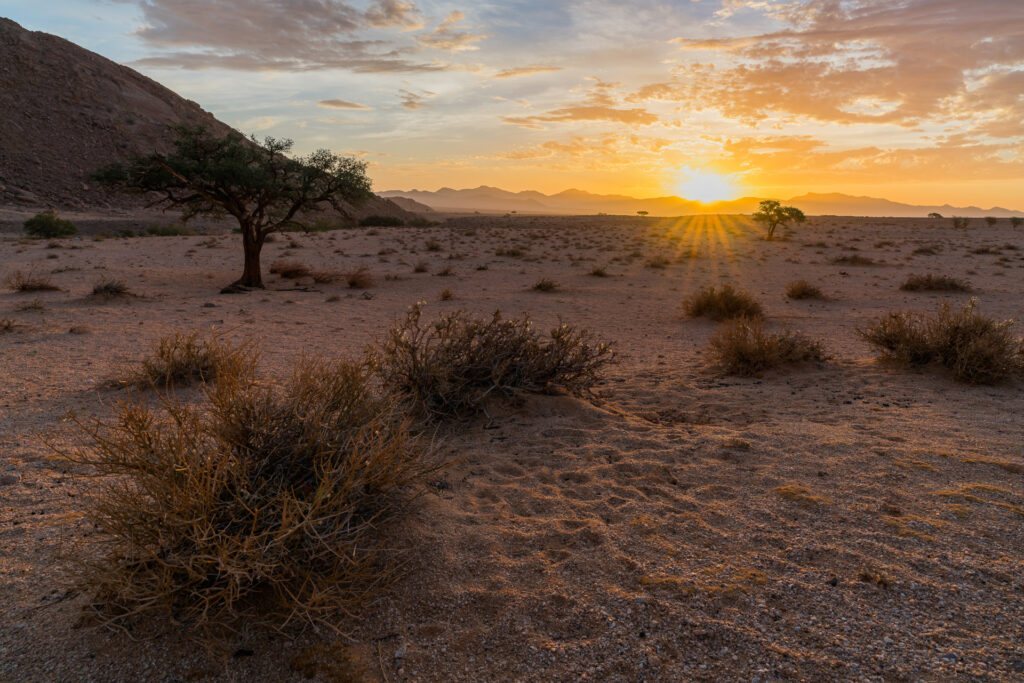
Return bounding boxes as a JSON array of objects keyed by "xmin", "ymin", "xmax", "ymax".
[
  {"xmin": 774, "ymin": 484, "xmax": 829, "ymax": 507},
  {"xmin": 269, "ymin": 260, "xmax": 311, "ymax": 279},
  {"xmin": 532, "ymin": 278, "xmax": 559, "ymax": 292},
  {"xmin": 343, "ymin": 266, "xmax": 374, "ymax": 289},
  {"xmin": 4, "ymin": 270, "xmax": 60, "ymax": 292},
  {"xmin": 63, "ymin": 345, "xmax": 431, "ymax": 636},
  {"xmin": 785, "ymin": 280, "xmax": 825, "ymax": 300},
  {"xmin": 122, "ymin": 332, "xmax": 236, "ymax": 388},
  {"xmin": 708, "ymin": 318, "xmax": 826, "ymax": 376},
  {"xmin": 370, "ymin": 304, "xmax": 614, "ymax": 419},
  {"xmin": 899, "ymin": 274, "xmax": 971, "ymax": 292},
  {"xmin": 92, "ymin": 278, "xmax": 129, "ymax": 297},
  {"xmin": 1, "ymin": 318, "xmax": 19, "ymax": 334},
  {"xmin": 683, "ymin": 284, "xmax": 763, "ymax": 321},
  {"xmin": 860, "ymin": 300, "xmax": 1024, "ymax": 384},
  {"xmin": 311, "ymin": 270, "xmax": 339, "ymax": 284},
  {"xmin": 589, "ymin": 266, "xmax": 610, "ymax": 277},
  {"xmin": 830, "ymin": 255, "xmax": 878, "ymax": 266}
]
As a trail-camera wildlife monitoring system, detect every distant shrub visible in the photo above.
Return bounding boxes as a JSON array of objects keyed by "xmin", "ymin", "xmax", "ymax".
[
  {"xmin": 439, "ymin": 288, "xmax": 453, "ymax": 301},
  {"xmin": 344, "ymin": 266, "xmax": 373, "ymax": 289},
  {"xmin": 359, "ymin": 215, "xmax": 404, "ymax": 227},
  {"xmin": 123, "ymin": 331, "xmax": 234, "ymax": 388},
  {"xmin": 830, "ymin": 255, "xmax": 877, "ymax": 266},
  {"xmin": 425, "ymin": 239, "xmax": 443, "ymax": 252},
  {"xmin": 951, "ymin": 216, "xmax": 970, "ymax": 229},
  {"xmin": 785, "ymin": 280, "xmax": 824, "ymax": 300},
  {"xmin": 683, "ymin": 284, "xmax": 762, "ymax": 321},
  {"xmin": 589, "ymin": 266, "xmax": 610, "ymax": 277},
  {"xmin": 64, "ymin": 347, "xmax": 430, "ymax": 634},
  {"xmin": 495, "ymin": 247, "xmax": 526, "ymax": 258},
  {"xmin": 413, "ymin": 260, "xmax": 429, "ymax": 273},
  {"xmin": 269, "ymin": 260, "xmax": 311, "ymax": 279},
  {"xmin": 4, "ymin": 270, "xmax": 60, "ymax": 292},
  {"xmin": 1011, "ymin": 217, "xmax": 1023, "ymax": 228},
  {"xmin": 532, "ymin": 278, "xmax": 559, "ymax": 292},
  {"xmin": 708, "ymin": 317, "xmax": 826, "ymax": 376},
  {"xmin": 311, "ymin": 270, "xmax": 338, "ymax": 284},
  {"xmin": 92, "ymin": 278, "xmax": 129, "ymax": 297},
  {"xmin": 24, "ymin": 212, "xmax": 77, "ymax": 238},
  {"xmin": 927, "ymin": 212, "xmax": 943, "ymax": 219},
  {"xmin": 409, "ymin": 218, "xmax": 440, "ymax": 228},
  {"xmin": 644, "ymin": 256, "xmax": 671, "ymax": 269},
  {"xmin": 984, "ymin": 216, "xmax": 998, "ymax": 226},
  {"xmin": 146, "ymin": 224, "xmax": 194, "ymax": 236},
  {"xmin": 370, "ymin": 305, "xmax": 614, "ymax": 419},
  {"xmin": 899, "ymin": 274, "xmax": 971, "ymax": 292},
  {"xmin": 1, "ymin": 319, "xmax": 18, "ymax": 334},
  {"xmin": 860, "ymin": 300, "xmax": 1024, "ymax": 384}
]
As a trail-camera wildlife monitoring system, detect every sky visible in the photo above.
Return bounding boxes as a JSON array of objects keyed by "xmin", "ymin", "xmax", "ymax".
[{"xmin": 3, "ymin": 0, "xmax": 1023, "ymax": 207}]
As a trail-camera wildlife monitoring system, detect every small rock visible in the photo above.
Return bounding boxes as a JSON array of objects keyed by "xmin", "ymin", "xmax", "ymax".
[{"xmin": 202, "ymin": 302, "xmax": 216, "ymax": 308}]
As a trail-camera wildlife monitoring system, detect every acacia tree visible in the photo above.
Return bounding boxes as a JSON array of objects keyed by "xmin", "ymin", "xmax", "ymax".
[
  {"xmin": 752, "ymin": 199, "xmax": 806, "ymax": 239},
  {"xmin": 94, "ymin": 125, "xmax": 373, "ymax": 290}
]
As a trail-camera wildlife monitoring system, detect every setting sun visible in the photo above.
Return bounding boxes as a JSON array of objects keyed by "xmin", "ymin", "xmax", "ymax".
[{"xmin": 672, "ymin": 169, "xmax": 741, "ymax": 203}]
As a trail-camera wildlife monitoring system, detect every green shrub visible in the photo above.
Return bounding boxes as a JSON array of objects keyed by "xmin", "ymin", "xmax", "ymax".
[
  {"xmin": 860, "ymin": 300, "xmax": 1024, "ymax": 383},
  {"xmin": 64, "ymin": 346, "xmax": 430, "ymax": 634},
  {"xmin": 359, "ymin": 215, "xmax": 404, "ymax": 227},
  {"xmin": 370, "ymin": 305, "xmax": 614, "ymax": 419},
  {"xmin": 24, "ymin": 212, "xmax": 77, "ymax": 238},
  {"xmin": 708, "ymin": 317, "xmax": 826, "ymax": 376},
  {"xmin": 683, "ymin": 284, "xmax": 763, "ymax": 321}
]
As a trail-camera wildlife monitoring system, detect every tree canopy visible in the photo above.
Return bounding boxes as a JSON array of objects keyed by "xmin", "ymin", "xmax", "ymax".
[
  {"xmin": 94, "ymin": 125, "xmax": 374, "ymax": 290},
  {"xmin": 752, "ymin": 200, "xmax": 806, "ymax": 239}
]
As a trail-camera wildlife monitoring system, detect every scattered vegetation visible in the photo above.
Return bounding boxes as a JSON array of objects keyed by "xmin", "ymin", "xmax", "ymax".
[
  {"xmin": 532, "ymin": 278, "xmax": 559, "ymax": 292},
  {"xmin": 683, "ymin": 284, "xmax": 763, "ymax": 321},
  {"xmin": 708, "ymin": 317, "xmax": 826, "ymax": 376},
  {"xmin": 984, "ymin": 216, "xmax": 998, "ymax": 226},
  {"xmin": 4, "ymin": 270, "xmax": 60, "ymax": 292},
  {"xmin": 899, "ymin": 274, "xmax": 971, "ymax": 292},
  {"xmin": 1011, "ymin": 217, "xmax": 1023, "ymax": 228},
  {"xmin": 785, "ymin": 280, "xmax": 825, "ymax": 300},
  {"xmin": 24, "ymin": 211, "xmax": 77, "ymax": 238},
  {"xmin": 830, "ymin": 255, "xmax": 877, "ymax": 266},
  {"xmin": 358, "ymin": 215, "xmax": 404, "ymax": 227},
  {"xmin": 147, "ymin": 224, "xmax": 195, "ymax": 236},
  {"xmin": 860, "ymin": 300, "xmax": 1024, "ymax": 384},
  {"xmin": 370, "ymin": 305, "xmax": 614, "ymax": 419},
  {"xmin": 0, "ymin": 319, "xmax": 18, "ymax": 334},
  {"xmin": 439, "ymin": 288, "xmax": 454, "ymax": 301},
  {"xmin": 589, "ymin": 266, "xmax": 609, "ymax": 277},
  {"xmin": 951, "ymin": 216, "xmax": 970, "ymax": 230},
  {"xmin": 425, "ymin": 239, "xmax": 443, "ymax": 252},
  {"xmin": 63, "ymin": 345, "xmax": 431, "ymax": 635},
  {"xmin": 644, "ymin": 255, "xmax": 671, "ymax": 269},
  {"xmin": 413, "ymin": 260, "xmax": 429, "ymax": 273}
]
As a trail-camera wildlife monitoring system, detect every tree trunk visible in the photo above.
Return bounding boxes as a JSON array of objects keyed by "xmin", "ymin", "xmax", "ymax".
[{"xmin": 233, "ymin": 224, "xmax": 265, "ymax": 288}]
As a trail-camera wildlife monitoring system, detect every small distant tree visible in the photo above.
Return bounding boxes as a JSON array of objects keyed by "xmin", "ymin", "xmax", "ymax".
[
  {"xmin": 1011, "ymin": 217, "xmax": 1023, "ymax": 228},
  {"xmin": 984, "ymin": 216, "xmax": 998, "ymax": 226},
  {"xmin": 94, "ymin": 125, "xmax": 373, "ymax": 290},
  {"xmin": 637, "ymin": 210, "xmax": 649, "ymax": 217},
  {"xmin": 927, "ymin": 212, "xmax": 943, "ymax": 219},
  {"xmin": 752, "ymin": 200, "xmax": 806, "ymax": 239},
  {"xmin": 951, "ymin": 216, "xmax": 970, "ymax": 229}
]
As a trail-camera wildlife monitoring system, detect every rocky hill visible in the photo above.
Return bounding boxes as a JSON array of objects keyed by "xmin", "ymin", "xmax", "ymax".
[{"xmin": 0, "ymin": 18, "xmax": 411, "ymax": 222}]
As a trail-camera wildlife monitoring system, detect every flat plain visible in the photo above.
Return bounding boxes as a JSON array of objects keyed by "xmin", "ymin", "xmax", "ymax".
[{"xmin": 2, "ymin": 213, "xmax": 1023, "ymax": 681}]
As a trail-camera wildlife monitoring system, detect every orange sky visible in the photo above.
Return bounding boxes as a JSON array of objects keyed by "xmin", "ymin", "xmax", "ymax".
[{"xmin": 10, "ymin": 0, "xmax": 1024, "ymax": 208}]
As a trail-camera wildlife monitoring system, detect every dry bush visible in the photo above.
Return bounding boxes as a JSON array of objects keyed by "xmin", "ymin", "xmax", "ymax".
[
  {"xmin": 532, "ymin": 278, "xmax": 559, "ymax": 292},
  {"xmin": 311, "ymin": 270, "xmax": 339, "ymax": 284},
  {"xmin": 370, "ymin": 304, "xmax": 614, "ymax": 419},
  {"xmin": 830, "ymin": 255, "xmax": 877, "ymax": 266},
  {"xmin": 644, "ymin": 256, "xmax": 670, "ymax": 269},
  {"xmin": 344, "ymin": 266, "xmax": 373, "ymax": 289},
  {"xmin": 63, "ymin": 346, "xmax": 431, "ymax": 635},
  {"xmin": 589, "ymin": 266, "xmax": 609, "ymax": 277},
  {"xmin": 92, "ymin": 278, "xmax": 129, "ymax": 297},
  {"xmin": 900, "ymin": 274, "xmax": 971, "ymax": 292},
  {"xmin": 425, "ymin": 239, "xmax": 442, "ymax": 252},
  {"xmin": 860, "ymin": 300, "xmax": 1024, "ymax": 383},
  {"xmin": 413, "ymin": 260, "xmax": 429, "ymax": 273},
  {"xmin": 785, "ymin": 280, "xmax": 825, "ymax": 300},
  {"xmin": 1, "ymin": 319, "xmax": 18, "ymax": 334},
  {"xmin": 708, "ymin": 317, "xmax": 826, "ymax": 376},
  {"xmin": 683, "ymin": 284, "xmax": 763, "ymax": 321},
  {"xmin": 122, "ymin": 332, "xmax": 233, "ymax": 388},
  {"xmin": 4, "ymin": 270, "xmax": 60, "ymax": 292},
  {"xmin": 269, "ymin": 260, "xmax": 311, "ymax": 279},
  {"xmin": 439, "ymin": 288, "xmax": 453, "ymax": 301}
]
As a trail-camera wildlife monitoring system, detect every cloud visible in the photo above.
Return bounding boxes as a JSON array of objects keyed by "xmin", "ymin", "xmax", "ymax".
[
  {"xmin": 121, "ymin": 0, "xmax": 446, "ymax": 71},
  {"xmin": 503, "ymin": 79, "xmax": 659, "ymax": 129},
  {"xmin": 650, "ymin": 0, "xmax": 1024, "ymax": 129},
  {"xmin": 318, "ymin": 98, "xmax": 374, "ymax": 110},
  {"xmin": 417, "ymin": 10, "xmax": 487, "ymax": 52},
  {"xmin": 494, "ymin": 65, "xmax": 563, "ymax": 79},
  {"xmin": 399, "ymin": 88, "xmax": 433, "ymax": 109}
]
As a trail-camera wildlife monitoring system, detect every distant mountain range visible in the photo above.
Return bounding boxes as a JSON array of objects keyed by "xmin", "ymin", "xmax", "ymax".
[{"xmin": 380, "ymin": 186, "xmax": 1024, "ymax": 218}]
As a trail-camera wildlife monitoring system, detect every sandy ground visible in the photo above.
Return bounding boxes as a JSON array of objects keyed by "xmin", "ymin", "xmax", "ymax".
[{"xmin": 2, "ymin": 214, "xmax": 1023, "ymax": 681}]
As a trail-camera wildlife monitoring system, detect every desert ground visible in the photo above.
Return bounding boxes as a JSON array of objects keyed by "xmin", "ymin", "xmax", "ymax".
[{"xmin": 2, "ymin": 212, "xmax": 1023, "ymax": 681}]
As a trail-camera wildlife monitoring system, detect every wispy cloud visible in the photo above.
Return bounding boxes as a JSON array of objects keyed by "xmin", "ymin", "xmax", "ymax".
[
  {"xmin": 494, "ymin": 65, "xmax": 562, "ymax": 79},
  {"xmin": 417, "ymin": 11, "xmax": 487, "ymax": 52},
  {"xmin": 318, "ymin": 99, "xmax": 374, "ymax": 110}
]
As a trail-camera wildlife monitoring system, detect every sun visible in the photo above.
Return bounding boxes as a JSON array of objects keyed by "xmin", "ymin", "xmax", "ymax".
[{"xmin": 673, "ymin": 169, "xmax": 741, "ymax": 203}]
